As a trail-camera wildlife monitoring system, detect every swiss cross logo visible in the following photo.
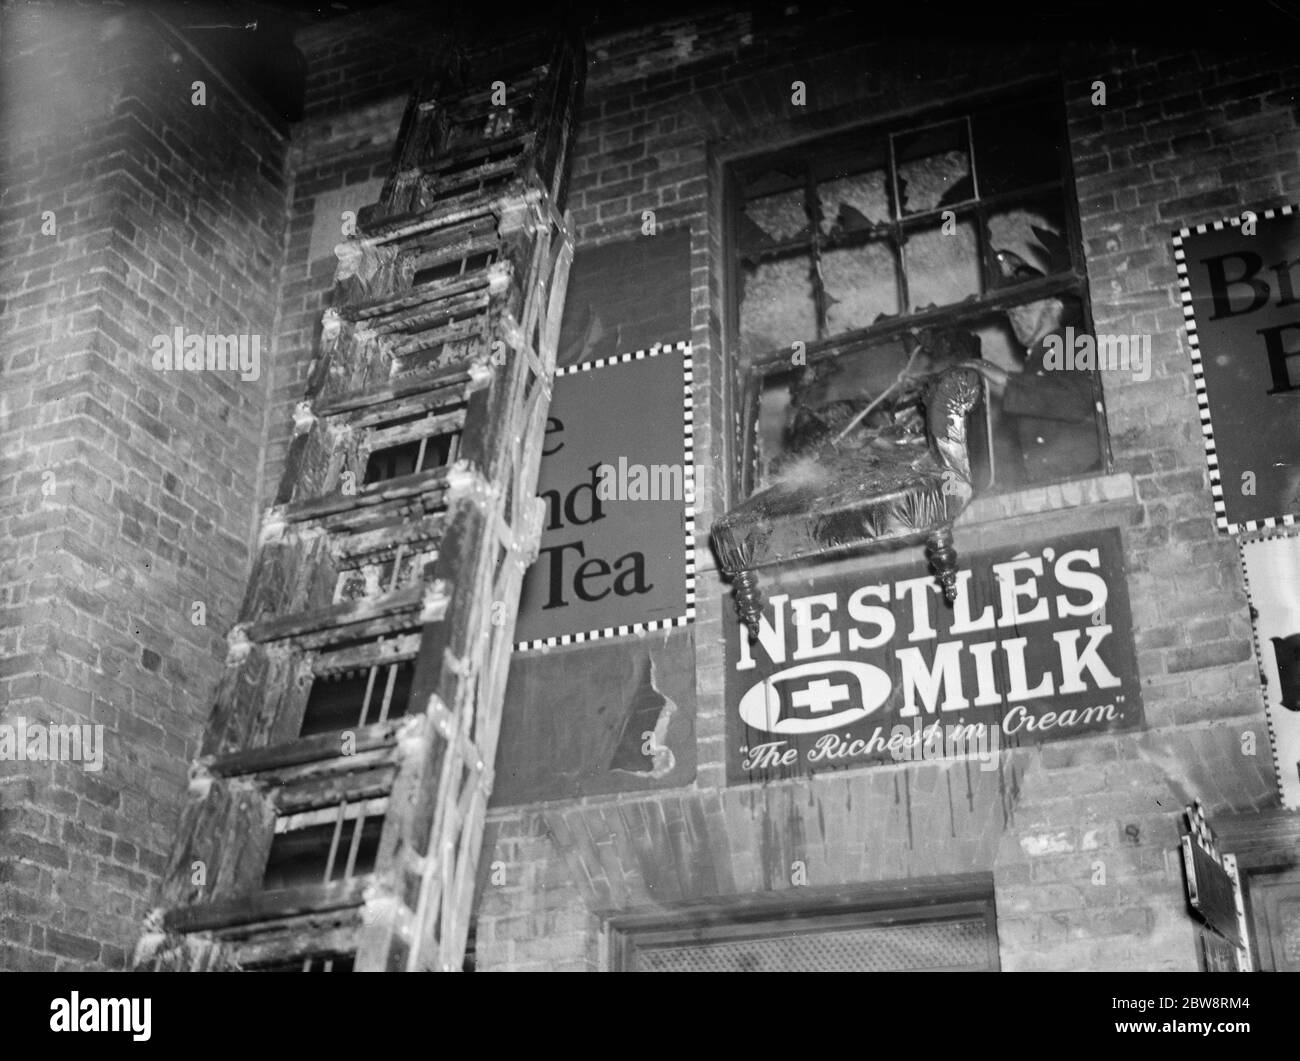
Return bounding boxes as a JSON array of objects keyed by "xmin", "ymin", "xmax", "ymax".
[{"xmin": 738, "ymin": 661, "xmax": 891, "ymax": 735}]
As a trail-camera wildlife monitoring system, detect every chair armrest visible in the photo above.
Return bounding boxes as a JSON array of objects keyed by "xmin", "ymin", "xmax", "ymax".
[{"xmin": 925, "ymin": 366, "xmax": 982, "ymax": 486}]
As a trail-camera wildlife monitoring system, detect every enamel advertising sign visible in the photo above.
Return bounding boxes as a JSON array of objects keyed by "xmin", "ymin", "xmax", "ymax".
[
  {"xmin": 1173, "ymin": 205, "xmax": 1300, "ymax": 534},
  {"xmin": 513, "ymin": 342, "xmax": 695, "ymax": 648},
  {"xmin": 724, "ymin": 528, "xmax": 1143, "ymax": 783}
]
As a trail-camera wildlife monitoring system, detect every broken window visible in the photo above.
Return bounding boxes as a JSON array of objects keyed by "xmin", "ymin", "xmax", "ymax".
[{"xmin": 732, "ymin": 87, "xmax": 1105, "ymax": 495}]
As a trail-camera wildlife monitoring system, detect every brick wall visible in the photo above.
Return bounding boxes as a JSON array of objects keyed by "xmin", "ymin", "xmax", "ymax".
[{"xmin": 0, "ymin": 7, "xmax": 290, "ymax": 969}]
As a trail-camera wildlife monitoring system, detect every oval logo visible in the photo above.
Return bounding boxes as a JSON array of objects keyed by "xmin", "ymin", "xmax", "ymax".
[{"xmin": 738, "ymin": 660, "xmax": 892, "ymax": 735}]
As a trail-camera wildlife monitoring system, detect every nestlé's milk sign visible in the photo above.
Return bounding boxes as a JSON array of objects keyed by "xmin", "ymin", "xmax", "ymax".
[{"xmin": 724, "ymin": 529, "xmax": 1142, "ymax": 782}]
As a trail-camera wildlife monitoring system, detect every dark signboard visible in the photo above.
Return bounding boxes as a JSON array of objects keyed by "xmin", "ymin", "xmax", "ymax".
[
  {"xmin": 1173, "ymin": 205, "xmax": 1300, "ymax": 533},
  {"xmin": 556, "ymin": 227, "xmax": 691, "ymax": 369},
  {"xmin": 492, "ymin": 627, "xmax": 697, "ymax": 806},
  {"xmin": 724, "ymin": 528, "xmax": 1142, "ymax": 783},
  {"xmin": 513, "ymin": 342, "xmax": 694, "ymax": 647},
  {"xmin": 1181, "ymin": 836, "xmax": 1244, "ymax": 948}
]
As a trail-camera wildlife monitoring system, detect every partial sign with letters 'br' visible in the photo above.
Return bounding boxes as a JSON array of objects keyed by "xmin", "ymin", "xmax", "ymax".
[
  {"xmin": 1173, "ymin": 205, "xmax": 1300, "ymax": 534},
  {"xmin": 724, "ymin": 528, "xmax": 1142, "ymax": 783}
]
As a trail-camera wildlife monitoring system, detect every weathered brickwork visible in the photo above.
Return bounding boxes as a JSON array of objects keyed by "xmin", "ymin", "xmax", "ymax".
[
  {"xmin": 0, "ymin": 8, "xmax": 290, "ymax": 969},
  {"xmin": 2, "ymin": 5, "xmax": 1293, "ymax": 972}
]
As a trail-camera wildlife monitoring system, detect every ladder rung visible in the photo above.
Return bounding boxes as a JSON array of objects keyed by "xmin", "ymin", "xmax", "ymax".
[
  {"xmin": 230, "ymin": 913, "xmax": 363, "ymax": 970},
  {"xmin": 314, "ymin": 631, "xmax": 422, "ymax": 673},
  {"xmin": 347, "ymin": 269, "xmax": 493, "ymax": 323},
  {"xmin": 165, "ymin": 878, "xmax": 371, "ymax": 935},
  {"xmin": 358, "ymin": 183, "xmax": 521, "ymax": 244},
  {"xmin": 332, "ymin": 514, "xmax": 446, "ymax": 562},
  {"xmin": 348, "ymin": 402, "xmax": 464, "ymax": 440},
  {"xmin": 313, "ymin": 493, "xmax": 447, "ymax": 539},
  {"xmin": 284, "ymin": 467, "xmax": 452, "ymax": 524},
  {"xmin": 244, "ymin": 584, "xmax": 430, "ymax": 646},
  {"xmin": 430, "ymin": 131, "xmax": 533, "ymax": 172},
  {"xmin": 271, "ymin": 762, "xmax": 397, "ymax": 816},
  {"xmin": 442, "ymin": 68, "xmax": 543, "ymax": 109},
  {"xmin": 382, "ymin": 314, "xmax": 485, "ymax": 361},
  {"xmin": 354, "ymin": 288, "xmax": 492, "ymax": 339},
  {"xmin": 314, "ymin": 368, "xmax": 473, "ymax": 421},
  {"xmin": 207, "ymin": 720, "xmax": 404, "ymax": 779},
  {"xmin": 424, "ymin": 157, "xmax": 523, "ymax": 198},
  {"xmin": 361, "ymin": 194, "xmax": 503, "ymax": 244},
  {"xmin": 387, "ymin": 321, "xmax": 487, "ymax": 365}
]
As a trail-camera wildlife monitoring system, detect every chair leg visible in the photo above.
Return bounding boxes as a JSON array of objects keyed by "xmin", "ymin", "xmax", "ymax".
[
  {"xmin": 732, "ymin": 568, "xmax": 764, "ymax": 640},
  {"xmin": 926, "ymin": 525, "xmax": 960, "ymax": 604}
]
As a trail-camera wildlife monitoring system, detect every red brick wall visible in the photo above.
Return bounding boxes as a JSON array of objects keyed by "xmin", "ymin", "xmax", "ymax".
[{"xmin": 0, "ymin": 8, "xmax": 290, "ymax": 969}]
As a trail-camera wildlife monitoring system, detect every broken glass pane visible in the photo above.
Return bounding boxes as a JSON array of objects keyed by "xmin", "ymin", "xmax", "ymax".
[
  {"xmin": 814, "ymin": 143, "xmax": 892, "ymax": 233},
  {"xmin": 821, "ymin": 242, "xmax": 899, "ymax": 335},
  {"xmin": 817, "ymin": 170, "xmax": 891, "ymax": 235},
  {"xmin": 895, "ymin": 121, "xmax": 973, "ymax": 216},
  {"xmin": 974, "ymin": 100, "xmax": 1063, "ymax": 197},
  {"xmin": 985, "ymin": 196, "xmax": 1069, "ymax": 287},
  {"xmin": 739, "ymin": 254, "xmax": 817, "ymax": 357},
  {"xmin": 903, "ymin": 214, "xmax": 982, "ymax": 312},
  {"xmin": 741, "ymin": 187, "xmax": 810, "ymax": 250}
]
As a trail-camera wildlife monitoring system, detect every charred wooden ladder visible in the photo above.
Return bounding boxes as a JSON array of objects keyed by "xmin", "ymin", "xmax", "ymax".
[{"xmin": 136, "ymin": 30, "xmax": 583, "ymax": 972}]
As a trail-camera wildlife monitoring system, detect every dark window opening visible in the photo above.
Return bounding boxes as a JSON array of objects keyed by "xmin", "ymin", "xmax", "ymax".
[
  {"xmin": 300, "ymin": 658, "xmax": 415, "ymax": 738},
  {"xmin": 411, "ymin": 249, "xmax": 497, "ymax": 287},
  {"xmin": 363, "ymin": 431, "xmax": 459, "ymax": 485},
  {"xmin": 262, "ymin": 806, "xmax": 384, "ymax": 892},
  {"xmin": 731, "ymin": 86, "xmax": 1104, "ymax": 496},
  {"xmin": 247, "ymin": 953, "xmax": 356, "ymax": 973}
]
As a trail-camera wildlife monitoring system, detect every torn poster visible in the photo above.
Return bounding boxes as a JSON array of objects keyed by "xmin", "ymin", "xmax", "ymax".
[{"xmin": 1241, "ymin": 531, "xmax": 1300, "ymax": 809}]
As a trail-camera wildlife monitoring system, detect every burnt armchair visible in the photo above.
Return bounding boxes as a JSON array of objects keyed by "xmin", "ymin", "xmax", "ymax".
[{"xmin": 713, "ymin": 363, "xmax": 984, "ymax": 637}]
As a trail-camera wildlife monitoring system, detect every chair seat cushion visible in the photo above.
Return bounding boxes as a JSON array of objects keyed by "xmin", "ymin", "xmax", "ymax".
[{"xmin": 712, "ymin": 441, "xmax": 971, "ymax": 575}]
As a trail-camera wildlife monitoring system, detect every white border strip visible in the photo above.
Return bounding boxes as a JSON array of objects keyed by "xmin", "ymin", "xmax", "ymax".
[
  {"xmin": 1171, "ymin": 203, "xmax": 1298, "ymax": 536},
  {"xmin": 515, "ymin": 340, "xmax": 696, "ymax": 651},
  {"xmin": 1237, "ymin": 528, "xmax": 1298, "ymax": 808}
]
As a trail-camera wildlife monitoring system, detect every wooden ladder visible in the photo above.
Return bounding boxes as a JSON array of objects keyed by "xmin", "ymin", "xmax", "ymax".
[{"xmin": 135, "ymin": 28, "xmax": 584, "ymax": 972}]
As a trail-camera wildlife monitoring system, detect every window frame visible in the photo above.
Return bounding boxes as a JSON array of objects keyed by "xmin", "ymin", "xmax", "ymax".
[{"xmin": 723, "ymin": 79, "xmax": 1111, "ymax": 502}]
